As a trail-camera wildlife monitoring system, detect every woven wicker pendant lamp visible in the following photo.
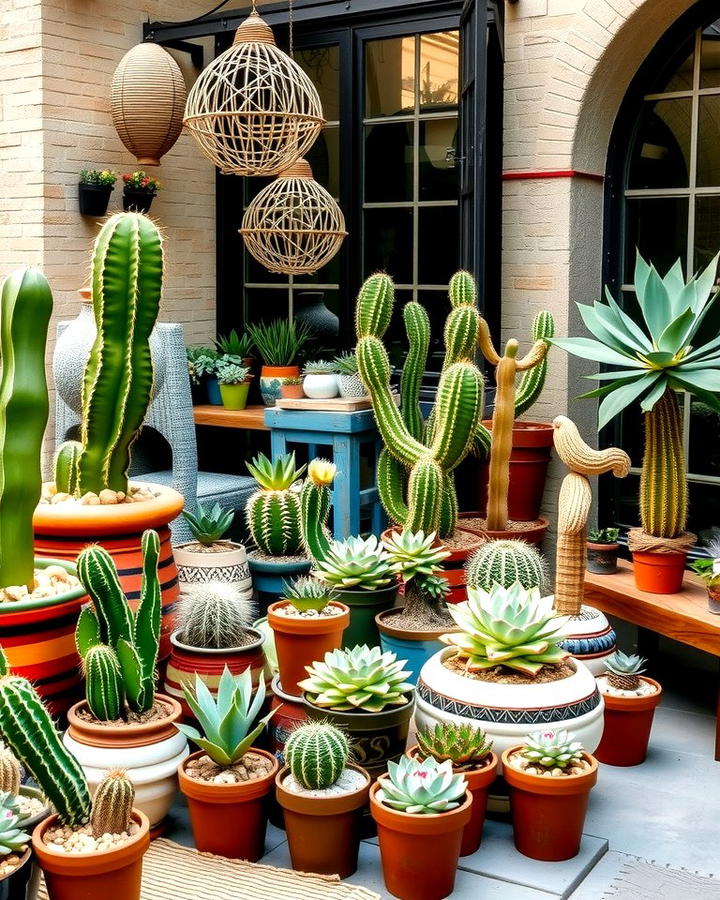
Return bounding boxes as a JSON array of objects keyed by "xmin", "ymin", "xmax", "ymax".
[
  {"xmin": 183, "ymin": 8, "xmax": 325, "ymax": 176},
  {"xmin": 111, "ymin": 43, "xmax": 187, "ymax": 166},
  {"xmin": 239, "ymin": 158, "xmax": 347, "ymax": 275}
]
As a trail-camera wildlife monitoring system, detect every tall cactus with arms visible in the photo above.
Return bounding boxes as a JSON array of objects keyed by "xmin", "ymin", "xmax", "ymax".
[{"xmin": 0, "ymin": 268, "xmax": 53, "ymax": 589}]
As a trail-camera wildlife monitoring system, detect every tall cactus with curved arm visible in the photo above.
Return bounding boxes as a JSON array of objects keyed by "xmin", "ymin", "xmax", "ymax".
[
  {"xmin": 356, "ymin": 272, "xmax": 484, "ymax": 538},
  {"xmin": 0, "ymin": 269, "xmax": 53, "ymax": 589},
  {"xmin": 73, "ymin": 213, "xmax": 163, "ymax": 495}
]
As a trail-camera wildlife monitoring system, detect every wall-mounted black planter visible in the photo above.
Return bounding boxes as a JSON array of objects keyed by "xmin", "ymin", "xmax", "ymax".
[
  {"xmin": 78, "ymin": 183, "xmax": 112, "ymax": 217},
  {"xmin": 123, "ymin": 188, "xmax": 155, "ymax": 213}
]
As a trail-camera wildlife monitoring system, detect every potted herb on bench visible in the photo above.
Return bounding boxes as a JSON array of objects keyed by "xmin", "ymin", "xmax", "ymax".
[
  {"xmin": 586, "ymin": 527, "xmax": 620, "ymax": 574},
  {"xmin": 78, "ymin": 169, "xmax": 117, "ymax": 216},
  {"xmin": 217, "ymin": 360, "xmax": 251, "ymax": 410}
]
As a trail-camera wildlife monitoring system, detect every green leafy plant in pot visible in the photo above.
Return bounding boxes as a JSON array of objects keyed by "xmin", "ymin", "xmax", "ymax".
[
  {"xmin": 246, "ymin": 318, "xmax": 314, "ymax": 406},
  {"xmin": 691, "ymin": 533, "xmax": 720, "ymax": 614},
  {"xmin": 175, "ymin": 502, "xmax": 251, "ymax": 593},
  {"xmin": 78, "ymin": 169, "xmax": 117, "ymax": 216},
  {"xmin": 216, "ymin": 360, "xmax": 251, "ymax": 410},
  {"xmin": 586, "ymin": 527, "xmax": 620, "ymax": 575}
]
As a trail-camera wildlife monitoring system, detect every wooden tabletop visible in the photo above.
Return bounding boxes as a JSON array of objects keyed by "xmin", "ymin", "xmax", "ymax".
[
  {"xmin": 584, "ymin": 560, "xmax": 720, "ymax": 656},
  {"xmin": 192, "ymin": 405, "xmax": 269, "ymax": 431}
]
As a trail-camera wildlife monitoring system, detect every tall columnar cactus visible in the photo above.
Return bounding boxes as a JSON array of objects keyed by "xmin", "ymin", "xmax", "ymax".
[
  {"xmin": 245, "ymin": 452, "xmax": 306, "ymax": 556},
  {"xmin": 90, "ymin": 770, "xmax": 134, "ymax": 838},
  {"xmin": 82, "ymin": 645, "xmax": 124, "ymax": 721},
  {"xmin": 356, "ymin": 272, "xmax": 484, "ymax": 537},
  {"xmin": 0, "ymin": 647, "xmax": 90, "ymax": 826},
  {"xmin": 300, "ymin": 459, "xmax": 335, "ymax": 562},
  {"xmin": 285, "ymin": 722, "xmax": 350, "ymax": 790},
  {"xmin": 74, "ymin": 213, "xmax": 163, "ymax": 495},
  {"xmin": 54, "ymin": 440, "xmax": 82, "ymax": 496},
  {"xmin": 466, "ymin": 539, "xmax": 546, "ymax": 593},
  {"xmin": 640, "ymin": 389, "xmax": 685, "ymax": 539},
  {"xmin": 515, "ymin": 311, "xmax": 554, "ymax": 417},
  {"xmin": 0, "ymin": 268, "xmax": 53, "ymax": 590},
  {"xmin": 75, "ymin": 530, "xmax": 161, "ymax": 716}
]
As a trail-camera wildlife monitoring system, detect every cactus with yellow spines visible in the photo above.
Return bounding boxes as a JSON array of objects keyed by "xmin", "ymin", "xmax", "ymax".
[
  {"xmin": 552, "ymin": 417, "xmax": 630, "ymax": 615},
  {"xmin": 90, "ymin": 769, "xmax": 134, "ymax": 837}
]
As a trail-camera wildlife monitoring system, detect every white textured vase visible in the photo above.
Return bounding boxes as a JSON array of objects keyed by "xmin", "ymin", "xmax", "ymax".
[
  {"xmin": 303, "ymin": 373, "xmax": 339, "ymax": 399},
  {"xmin": 556, "ymin": 605, "xmax": 617, "ymax": 676},
  {"xmin": 173, "ymin": 541, "xmax": 252, "ymax": 595}
]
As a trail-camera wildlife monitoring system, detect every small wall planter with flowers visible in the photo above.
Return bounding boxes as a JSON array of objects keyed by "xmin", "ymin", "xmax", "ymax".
[
  {"xmin": 122, "ymin": 171, "xmax": 160, "ymax": 213},
  {"xmin": 78, "ymin": 169, "xmax": 117, "ymax": 216}
]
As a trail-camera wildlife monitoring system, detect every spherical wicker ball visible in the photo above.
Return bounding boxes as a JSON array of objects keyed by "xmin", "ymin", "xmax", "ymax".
[
  {"xmin": 111, "ymin": 43, "xmax": 187, "ymax": 166},
  {"xmin": 183, "ymin": 13, "xmax": 325, "ymax": 176},
  {"xmin": 240, "ymin": 159, "xmax": 347, "ymax": 275}
]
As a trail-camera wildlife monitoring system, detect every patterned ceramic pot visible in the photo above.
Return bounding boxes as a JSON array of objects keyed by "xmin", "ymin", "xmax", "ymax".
[
  {"xmin": 260, "ymin": 365, "xmax": 301, "ymax": 406},
  {"xmin": 414, "ymin": 649, "xmax": 603, "ymax": 773},
  {"xmin": 338, "ymin": 374, "xmax": 367, "ymax": 399},
  {"xmin": 557, "ymin": 605, "xmax": 617, "ymax": 676},
  {"xmin": 173, "ymin": 541, "xmax": 252, "ymax": 595}
]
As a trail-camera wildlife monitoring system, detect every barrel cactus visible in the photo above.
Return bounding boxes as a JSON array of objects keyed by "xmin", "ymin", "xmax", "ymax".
[
  {"xmin": 0, "ymin": 268, "xmax": 53, "ymax": 590},
  {"xmin": 0, "ymin": 746, "xmax": 21, "ymax": 797},
  {"xmin": 285, "ymin": 722, "xmax": 350, "ymax": 789},
  {"xmin": 90, "ymin": 770, "xmax": 135, "ymax": 838},
  {"xmin": 465, "ymin": 539, "xmax": 546, "ymax": 593},
  {"xmin": 245, "ymin": 452, "xmax": 306, "ymax": 556},
  {"xmin": 176, "ymin": 583, "xmax": 254, "ymax": 649}
]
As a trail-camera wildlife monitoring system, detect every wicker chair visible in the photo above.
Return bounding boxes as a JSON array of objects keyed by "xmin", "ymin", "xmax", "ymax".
[{"xmin": 54, "ymin": 322, "xmax": 256, "ymax": 543}]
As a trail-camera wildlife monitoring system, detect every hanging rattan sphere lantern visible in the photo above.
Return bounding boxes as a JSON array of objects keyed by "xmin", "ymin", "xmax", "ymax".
[
  {"xmin": 183, "ymin": 12, "xmax": 325, "ymax": 176},
  {"xmin": 240, "ymin": 158, "xmax": 347, "ymax": 275},
  {"xmin": 111, "ymin": 43, "xmax": 187, "ymax": 166}
]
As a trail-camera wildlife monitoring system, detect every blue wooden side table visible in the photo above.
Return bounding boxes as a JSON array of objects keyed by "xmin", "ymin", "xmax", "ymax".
[{"xmin": 264, "ymin": 407, "xmax": 387, "ymax": 539}]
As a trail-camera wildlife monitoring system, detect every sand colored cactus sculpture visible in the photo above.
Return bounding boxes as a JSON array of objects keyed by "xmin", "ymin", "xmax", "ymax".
[
  {"xmin": 90, "ymin": 769, "xmax": 135, "ymax": 838},
  {"xmin": 0, "ymin": 746, "xmax": 21, "ymax": 796}
]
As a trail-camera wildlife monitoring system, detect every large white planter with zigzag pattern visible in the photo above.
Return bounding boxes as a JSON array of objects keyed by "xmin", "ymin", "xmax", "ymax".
[
  {"xmin": 174, "ymin": 541, "xmax": 252, "ymax": 596},
  {"xmin": 414, "ymin": 649, "xmax": 604, "ymax": 772}
]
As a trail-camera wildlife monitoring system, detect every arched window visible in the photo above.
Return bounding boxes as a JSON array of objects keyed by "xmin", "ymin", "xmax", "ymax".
[{"xmin": 605, "ymin": 9, "xmax": 720, "ymax": 545}]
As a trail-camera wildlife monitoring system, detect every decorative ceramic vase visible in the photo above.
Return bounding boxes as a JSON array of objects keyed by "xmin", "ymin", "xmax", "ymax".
[
  {"xmin": 294, "ymin": 291, "xmax": 338, "ymax": 341},
  {"xmin": 259, "ymin": 365, "xmax": 301, "ymax": 407},
  {"xmin": 53, "ymin": 289, "xmax": 166, "ymax": 415},
  {"xmin": 338, "ymin": 373, "xmax": 367, "ymax": 399},
  {"xmin": 174, "ymin": 541, "xmax": 252, "ymax": 593},
  {"xmin": 557, "ymin": 605, "xmax": 617, "ymax": 676},
  {"xmin": 303, "ymin": 373, "xmax": 338, "ymax": 399}
]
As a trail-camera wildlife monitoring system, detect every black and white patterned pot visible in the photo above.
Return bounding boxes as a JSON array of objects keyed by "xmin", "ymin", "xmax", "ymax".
[{"xmin": 174, "ymin": 541, "xmax": 252, "ymax": 596}]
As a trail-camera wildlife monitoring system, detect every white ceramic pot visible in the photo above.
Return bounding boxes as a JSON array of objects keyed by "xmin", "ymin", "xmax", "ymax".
[
  {"xmin": 415, "ymin": 649, "xmax": 604, "ymax": 771},
  {"xmin": 303, "ymin": 373, "xmax": 339, "ymax": 399},
  {"xmin": 62, "ymin": 729, "xmax": 188, "ymax": 829},
  {"xmin": 338, "ymin": 373, "xmax": 367, "ymax": 399},
  {"xmin": 557, "ymin": 605, "xmax": 617, "ymax": 676},
  {"xmin": 173, "ymin": 541, "xmax": 252, "ymax": 594}
]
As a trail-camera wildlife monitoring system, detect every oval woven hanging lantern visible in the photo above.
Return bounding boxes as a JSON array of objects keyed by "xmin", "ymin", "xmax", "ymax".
[
  {"xmin": 240, "ymin": 158, "xmax": 347, "ymax": 275},
  {"xmin": 183, "ymin": 12, "xmax": 325, "ymax": 176},
  {"xmin": 111, "ymin": 43, "xmax": 187, "ymax": 166}
]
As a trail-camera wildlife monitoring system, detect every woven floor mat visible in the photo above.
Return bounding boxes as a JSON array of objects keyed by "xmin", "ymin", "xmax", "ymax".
[
  {"xmin": 604, "ymin": 859, "xmax": 718, "ymax": 899},
  {"xmin": 38, "ymin": 838, "xmax": 381, "ymax": 900}
]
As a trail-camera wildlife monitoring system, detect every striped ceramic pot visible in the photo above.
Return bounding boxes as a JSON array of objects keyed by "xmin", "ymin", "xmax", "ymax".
[{"xmin": 173, "ymin": 541, "xmax": 252, "ymax": 595}]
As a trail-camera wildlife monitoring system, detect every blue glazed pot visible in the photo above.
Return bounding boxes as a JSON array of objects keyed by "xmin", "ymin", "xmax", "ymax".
[
  {"xmin": 376, "ymin": 608, "xmax": 457, "ymax": 684},
  {"xmin": 206, "ymin": 376, "xmax": 222, "ymax": 405},
  {"xmin": 248, "ymin": 555, "xmax": 312, "ymax": 613}
]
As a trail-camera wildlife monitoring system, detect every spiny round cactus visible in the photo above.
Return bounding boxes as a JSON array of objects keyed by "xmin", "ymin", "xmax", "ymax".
[
  {"xmin": 281, "ymin": 576, "xmax": 339, "ymax": 613},
  {"xmin": 466, "ymin": 539, "xmax": 546, "ymax": 593},
  {"xmin": 377, "ymin": 756, "xmax": 467, "ymax": 815},
  {"xmin": 416, "ymin": 722, "xmax": 493, "ymax": 768},
  {"xmin": 176, "ymin": 583, "xmax": 255, "ymax": 649},
  {"xmin": 245, "ymin": 452, "xmax": 306, "ymax": 556},
  {"xmin": 90, "ymin": 769, "xmax": 135, "ymax": 838},
  {"xmin": 0, "ymin": 745, "xmax": 21, "ymax": 797},
  {"xmin": 520, "ymin": 730, "xmax": 584, "ymax": 769},
  {"xmin": 0, "ymin": 792, "xmax": 29, "ymax": 854},
  {"xmin": 312, "ymin": 535, "xmax": 396, "ymax": 591},
  {"xmin": 285, "ymin": 722, "xmax": 350, "ymax": 789},
  {"xmin": 604, "ymin": 650, "xmax": 647, "ymax": 691}
]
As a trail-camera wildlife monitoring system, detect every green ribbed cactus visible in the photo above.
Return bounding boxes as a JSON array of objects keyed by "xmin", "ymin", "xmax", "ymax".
[
  {"xmin": 245, "ymin": 452, "xmax": 306, "ymax": 556},
  {"xmin": 90, "ymin": 770, "xmax": 134, "ymax": 838},
  {"xmin": 285, "ymin": 722, "xmax": 350, "ymax": 789},
  {"xmin": 640, "ymin": 389, "xmax": 685, "ymax": 538},
  {"xmin": 300, "ymin": 459, "xmax": 335, "ymax": 562},
  {"xmin": 75, "ymin": 530, "xmax": 161, "ymax": 716},
  {"xmin": 76, "ymin": 213, "xmax": 163, "ymax": 495},
  {"xmin": 0, "ymin": 746, "xmax": 20, "ymax": 796},
  {"xmin": 356, "ymin": 272, "xmax": 484, "ymax": 538},
  {"xmin": 0, "ymin": 268, "xmax": 53, "ymax": 590},
  {"xmin": 54, "ymin": 440, "xmax": 82, "ymax": 496},
  {"xmin": 466, "ymin": 539, "xmax": 546, "ymax": 593},
  {"xmin": 0, "ymin": 647, "xmax": 90, "ymax": 826},
  {"xmin": 82, "ymin": 645, "xmax": 123, "ymax": 721},
  {"xmin": 515, "ymin": 311, "xmax": 554, "ymax": 417}
]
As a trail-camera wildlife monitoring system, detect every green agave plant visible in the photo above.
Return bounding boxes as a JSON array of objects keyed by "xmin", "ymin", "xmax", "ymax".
[
  {"xmin": 376, "ymin": 756, "xmax": 467, "ymax": 815},
  {"xmin": 182, "ymin": 502, "xmax": 234, "ymax": 545}
]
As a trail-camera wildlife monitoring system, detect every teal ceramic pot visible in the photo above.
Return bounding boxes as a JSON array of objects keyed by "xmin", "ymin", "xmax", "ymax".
[
  {"xmin": 375, "ymin": 608, "xmax": 457, "ymax": 684},
  {"xmin": 334, "ymin": 584, "xmax": 398, "ymax": 649},
  {"xmin": 248, "ymin": 554, "xmax": 312, "ymax": 613},
  {"xmin": 206, "ymin": 376, "xmax": 222, "ymax": 405}
]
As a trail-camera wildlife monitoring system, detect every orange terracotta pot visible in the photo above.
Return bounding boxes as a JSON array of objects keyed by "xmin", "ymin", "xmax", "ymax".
[
  {"xmin": 66, "ymin": 695, "xmax": 183, "ymax": 749},
  {"xmin": 631, "ymin": 550, "xmax": 687, "ymax": 594},
  {"xmin": 407, "ymin": 745, "xmax": 498, "ymax": 857},
  {"xmin": 260, "ymin": 365, "xmax": 301, "ymax": 406},
  {"xmin": 32, "ymin": 810, "xmax": 149, "ymax": 900},
  {"xmin": 458, "ymin": 512, "xmax": 549, "ymax": 548},
  {"xmin": 33, "ymin": 484, "xmax": 184, "ymax": 660},
  {"xmin": 275, "ymin": 763, "xmax": 370, "ymax": 877},
  {"xmin": 502, "ymin": 747, "xmax": 598, "ymax": 861},
  {"xmin": 594, "ymin": 677, "xmax": 662, "ymax": 766},
  {"xmin": 178, "ymin": 748, "xmax": 279, "ymax": 861},
  {"xmin": 267, "ymin": 601, "xmax": 349, "ymax": 697}
]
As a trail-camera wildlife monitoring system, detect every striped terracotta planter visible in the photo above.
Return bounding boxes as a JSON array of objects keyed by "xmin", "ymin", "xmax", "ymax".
[
  {"xmin": 33, "ymin": 484, "xmax": 184, "ymax": 661},
  {"xmin": 0, "ymin": 558, "xmax": 86, "ymax": 714},
  {"xmin": 164, "ymin": 628, "xmax": 269, "ymax": 718}
]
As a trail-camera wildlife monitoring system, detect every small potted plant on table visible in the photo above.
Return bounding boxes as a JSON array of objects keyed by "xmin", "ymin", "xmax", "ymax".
[
  {"xmin": 186, "ymin": 347, "xmax": 216, "ymax": 405},
  {"xmin": 586, "ymin": 527, "xmax": 620, "ymax": 575},
  {"xmin": 691, "ymin": 533, "xmax": 720, "ymax": 613},
  {"xmin": 594, "ymin": 650, "xmax": 662, "ymax": 766},
  {"xmin": 78, "ymin": 169, "xmax": 116, "ymax": 216},
  {"xmin": 280, "ymin": 376, "xmax": 304, "ymax": 399},
  {"xmin": 335, "ymin": 352, "xmax": 367, "ymax": 398},
  {"xmin": 121, "ymin": 171, "xmax": 160, "ymax": 212},
  {"xmin": 215, "ymin": 329, "xmax": 255, "ymax": 369},
  {"xmin": 247, "ymin": 318, "xmax": 314, "ymax": 406},
  {"xmin": 409, "ymin": 722, "xmax": 497, "ymax": 857},
  {"xmin": 217, "ymin": 360, "xmax": 251, "ymax": 410},
  {"xmin": 276, "ymin": 722, "xmax": 370, "ymax": 877},
  {"xmin": 502, "ymin": 729, "xmax": 598, "ymax": 861},
  {"xmin": 177, "ymin": 668, "xmax": 277, "ymax": 860},
  {"xmin": 370, "ymin": 755, "xmax": 471, "ymax": 900},
  {"xmin": 302, "ymin": 360, "xmax": 339, "ymax": 399},
  {"xmin": 174, "ymin": 502, "xmax": 252, "ymax": 592}
]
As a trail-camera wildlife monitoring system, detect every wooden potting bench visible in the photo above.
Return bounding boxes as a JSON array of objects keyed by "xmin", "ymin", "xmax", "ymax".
[{"xmin": 584, "ymin": 560, "xmax": 720, "ymax": 760}]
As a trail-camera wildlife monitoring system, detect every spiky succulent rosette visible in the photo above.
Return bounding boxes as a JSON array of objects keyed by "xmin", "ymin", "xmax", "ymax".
[
  {"xmin": 416, "ymin": 722, "xmax": 493, "ymax": 767},
  {"xmin": 440, "ymin": 582, "xmax": 569, "ymax": 676},
  {"xmin": 382, "ymin": 530, "xmax": 450, "ymax": 582},
  {"xmin": 298, "ymin": 645, "xmax": 413, "ymax": 712},
  {"xmin": 376, "ymin": 756, "xmax": 467, "ymax": 815},
  {"xmin": 312, "ymin": 535, "xmax": 396, "ymax": 591},
  {"xmin": 520, "ymin": 729, "xmax": 584, "ymax": 769},
  {"xmin": 604, "ymin": 650, "xmax": 647, "ymax": 691}
]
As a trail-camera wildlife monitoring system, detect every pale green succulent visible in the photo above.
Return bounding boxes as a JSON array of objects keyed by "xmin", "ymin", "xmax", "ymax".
[
  {"xmin": 440, "ymin": 582, "xmax": 569, "ymax": 676},
  {"xmin": 604, "ymin": 650, "xmax": 647, "ymax": 691},
  {"xmin": 382, "ymin": 530, "xmax": 450, "ymax": 584},
  {"xmin": 312, "ymin": 535, "xmax": 396, "ymax": 591},
  {"xmin": 303, "ymin": 359, "xmax": 338, "ymax": 375},
  {"xmin": 0, "ymin": 792, "xmax": 29, "ymax": 855},
  {"xmin": 416, "ymin": 722, "xmax": 493, "ymax": 768},
  {"xmin": 376, "ymin": 756, "xmax": 467, "ymax": 815},
  {"xmin": 520, "ymin": 730, "xmax": 584, "ymax": 769},
  {"xmin": 298, "ymin": 644, "xmax": 413, "ymax": 712},
  {"xmin": 282, "ymin": 576, "xmax": 339, "ymax": 613}
]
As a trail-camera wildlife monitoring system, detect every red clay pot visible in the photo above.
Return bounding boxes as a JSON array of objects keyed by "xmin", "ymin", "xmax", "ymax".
[
  {"xmin": 268, "ymin": 676, "xmax": 308, "ymax": 759},
  {"xmin": 407, "ymin": 745, "xmax": 498, "ymax": 857},
  {"xmin": 66, "ymin": 695, "xmax": 183, "ymax": 749},
  {"xmin": 595, "ymin": 677, "xmax": 662, "ymax": 766},
  {"xmin": 459, "ymin": 513, "xmax": 548, "ymax": 548},
  {"xmin": 32, "ymin": 810, "xmax": 149, "ymax": 900},
  {"xmin": 632, "ymin": 550, "xmax": 687, "ymax": 594},
  {"xmin": 502, "ymin": 747, "xmax": 598, "ymax": 861},
  {"xmin": 280, "ymin": 383, "xmax": 305, "ymax": 399},
  {"xmin": 178, "ymin": 748, "xmax": 278, "ymax": 860},
  {"xmin": 275, "ymin": 763, "xmax": 370, "ymax": 877},
  {"xmin": 267, "ymin": 600, "xmax": 349, "ymax": 697}
]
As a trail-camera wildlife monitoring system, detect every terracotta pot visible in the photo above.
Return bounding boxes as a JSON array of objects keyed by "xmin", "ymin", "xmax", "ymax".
[
  {"xmin": 32, "ymin": 810, "xmax": 149, "ymax": 900},
  {"xmin": 259, "ymin": 365, "xmax": 301, "ymax": 407},
  {"xmin": 502, "ymin": 747, "xmax": 598, "ymax": 861},
  {"xmin": 280, "ymin": 383, "xmax": 304, "ymax": 399},
  {"xmin": 708, "ymin": 585, "xmax": 720, "ymax": 615},
  {"xmin": 458, "ymin": 513, "xmax": 549, "ymax": 548},
  {"xmin": 268, "ymin": 676, "xmax": 307, "ymax": 760},
  {"xmin": 275, "ymin": 763, "xmax": 370, "ymax": 877},
  {"xmin": 33, "ymin": 484, "xmax": 184, "ymax": 660},
  {"xmin": 178, "ymin": 748, "xmax": 278, "ymax": 860},
  {"xmin": 594, "ymin": 676, "xmax": 662, "ymax": 766},
  {"xmin": 173, "ymin": 540, "xmax": 252, "ymax": 594},
  {"xmin": 63, "ymin": 696, "xmax": 187, "ymax": 829},
  {"xmin": 376, "ymin": 609, "xmax": 459, "ymax": 685},
  {"xmin": 586, "ymin": 542, "xmax": 620, "ymax": 575},
  {"xmin": 632, "ymin": 549, "xmax": 687, "ymax": 594},
  {"xmin": 370, "ymin": 778, "xmax": 472, "ymax": 900},
  {"xmin": 477, "ymin": 421, "xmax": 555, "ymax": 521},
  {"xmin": 406, "ymin": 745, "xmax": 498, "ymax": 857},
  {"xmin": 268, "ymin": 601, "xmax": 349, "ymax": 697},
  {"xmin": 556, "ymin": 605, "xmax": 617, "ymax": 676}
]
